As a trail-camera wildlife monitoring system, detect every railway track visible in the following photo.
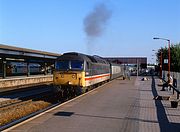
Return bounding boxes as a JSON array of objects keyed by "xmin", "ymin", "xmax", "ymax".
[
  {"xmin": 0, "ymin": 99, "xmax": 22, "ymax": 110},
  {"xmin": 0, "ymin": 79, "xmax": 111, "ymax": 131},
  {"xmin": 0, "ymin": 91, "xmax": 52, "ymax": 112},
  {"xmin": 0, "ymin": 82, "xmax": 53, "ymax": 96},
  {"xmin": 0, "ymin": 84, "xmax": 80, "ymax": 130},
  {"xmin": 0, "ymin": 88, "xmax": 57, "ymax": 131},
  {"xmin": 0, "ymin": 102, "xmax": 59, "ymax": 132},
  {"xmin": 0, "ymin": 85, "xmax": 103, "ymax": 131},
  {"xmin": 0, "ymin": 91, "xmax": 77, "ymax": 131},
  {"xmin": 0, "ymin": 87, "xmax": 88, "ymax": 131}
]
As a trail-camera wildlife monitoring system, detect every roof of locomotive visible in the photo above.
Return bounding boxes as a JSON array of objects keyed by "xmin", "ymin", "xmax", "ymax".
[{"xmin": 57, "ymin": 52, "xmax": 109, "ymax": 64}]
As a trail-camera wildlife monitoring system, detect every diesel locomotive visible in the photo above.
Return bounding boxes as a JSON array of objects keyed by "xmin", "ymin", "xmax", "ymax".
[{"xmin": 53, "ymin": 52, "xmax": 124, "ymax": 98}]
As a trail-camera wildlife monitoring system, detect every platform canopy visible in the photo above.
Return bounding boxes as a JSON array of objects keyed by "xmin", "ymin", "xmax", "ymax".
[
  {"xmin": 0, "ymin": 44, "xmax": 61, "ymax": 78},
  {"xmin": 0, "ymin": 44, "xmax": 61, "ymax": 60}
]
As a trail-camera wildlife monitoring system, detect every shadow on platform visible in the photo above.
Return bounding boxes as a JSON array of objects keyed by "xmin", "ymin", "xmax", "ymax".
[
  {"xmin": 151, "ymin": 76, "xmax": 180, "ymax": 132},
  {"xmin": 54, "ymin": 111, "xmax": 124, "ymax": 120},
  {"xmin": 54, "ymin": 111, "xmax": 74, "ymax": 117}
]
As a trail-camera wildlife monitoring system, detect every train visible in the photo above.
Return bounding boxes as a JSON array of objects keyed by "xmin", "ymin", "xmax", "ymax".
[
  {"xmin": 53, "ymin": 52, "xmax": 125, "ymax": 98},
  {"xmin": 6, "ymin": 61, "xmax": 43, "ymax": 76}
]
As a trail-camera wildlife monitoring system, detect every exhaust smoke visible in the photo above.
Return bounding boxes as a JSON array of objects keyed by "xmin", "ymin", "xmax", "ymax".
[{"xmin": 83, "ymin": 3, "xmax": 112, "ymax": 53}]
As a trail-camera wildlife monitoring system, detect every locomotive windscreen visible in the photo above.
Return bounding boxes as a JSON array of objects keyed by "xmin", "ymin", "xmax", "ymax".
[
  {"xmin": 71, "ymin": 60, "xmax": 84, "ymax": 70},
  {"xmin": 55, "ymin": 60, "xmax": 69, "ymax": 70},
  {"xmin": 55, "ymin": 60, "xmax": 84, "ymax": 71}
]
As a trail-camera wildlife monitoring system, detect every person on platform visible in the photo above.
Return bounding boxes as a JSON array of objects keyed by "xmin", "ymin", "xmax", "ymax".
[
  {"xmin": 126, "ymin": 70, "xmax": 131, "ymax": 80},
  {"xmin": 161, "ymin": 73, "xmax": 173, "ymax": 91}
]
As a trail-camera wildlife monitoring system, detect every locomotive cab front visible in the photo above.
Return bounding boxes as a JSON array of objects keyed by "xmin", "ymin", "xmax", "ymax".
[{"xmin": 54, "ymin": 60, "xmax": 85, "ymax": 87}]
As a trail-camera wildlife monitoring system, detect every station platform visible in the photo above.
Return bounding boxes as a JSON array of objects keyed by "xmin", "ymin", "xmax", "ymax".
[
  {"xmin": 0, "ymin": 75, "xmax": 53, "ymax": 92},
  {"xmin": 4, "ymin": 76, "xmax": 180, "ymax": 132}
]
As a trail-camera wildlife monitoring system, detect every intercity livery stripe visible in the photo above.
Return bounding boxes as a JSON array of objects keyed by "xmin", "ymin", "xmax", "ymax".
[{"xmin": 85, "ymin": 73, "xmax": 110, "ymax": 81}]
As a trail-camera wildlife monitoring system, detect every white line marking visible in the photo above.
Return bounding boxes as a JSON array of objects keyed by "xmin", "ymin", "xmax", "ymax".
[{"xmin": 3, "ymin": 80, "xmax": 113, "ymax": 132}]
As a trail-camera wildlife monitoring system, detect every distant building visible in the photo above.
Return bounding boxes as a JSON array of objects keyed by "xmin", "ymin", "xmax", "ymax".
[{"xmin": 104, "ymin": 57, "xmax": 147, "ymax": 68}]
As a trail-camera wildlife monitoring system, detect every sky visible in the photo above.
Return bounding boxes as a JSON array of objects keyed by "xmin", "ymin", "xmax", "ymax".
[{"xmin": 0, "ymin": 0, "xmax": 180, "ymax": 63}]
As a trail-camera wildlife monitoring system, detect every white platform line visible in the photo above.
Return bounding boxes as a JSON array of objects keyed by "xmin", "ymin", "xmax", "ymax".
[{"xmin": 3, "ymin": 80, "xmax": 113, "ymax": 132}]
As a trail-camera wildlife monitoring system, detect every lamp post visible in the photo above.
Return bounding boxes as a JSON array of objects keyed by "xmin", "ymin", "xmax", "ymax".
[
  {"xmin": 151, "ymin": 54, "xmax": 156, "ymax": 65},
  {"xmin": 152, "ymin": 49, "xmax": 162, "ymax": 77},
  {"xmin": 153, "ymin": 37, "xmax": 171, "ymax": 82}
]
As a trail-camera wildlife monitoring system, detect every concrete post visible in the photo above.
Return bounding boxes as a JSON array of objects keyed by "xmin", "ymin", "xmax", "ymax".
[
  {"xmin": 44, "ymin": 62, "xmax": 47, "ymax": 75},
  {"xmin": 27, "ymin": 61, "xmax": 30, "ymax": 77},
  {"xmin": 2, "ymin": 58, "xmax": 6, "ymax": 78}
]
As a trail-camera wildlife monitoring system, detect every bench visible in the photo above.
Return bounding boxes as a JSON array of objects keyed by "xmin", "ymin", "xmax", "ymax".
[
  {"xmin": 161, "ymin": 78, "xmax": 180, "ymax": 99},
  {"xmin": 170, "ymin": 78, "xmax": 179, "ymax": 99},
  {"xmin": 169, "ymin": 84, "xmax": 180, "ymax": 99}
]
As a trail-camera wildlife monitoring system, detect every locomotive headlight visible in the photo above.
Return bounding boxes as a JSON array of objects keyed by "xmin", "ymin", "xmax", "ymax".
[
  {"xmin": 68, "ymin": 81, "xmax": 72, "ymax": 85},
  {"xmin": 60, "ymin": 74, "xmax": 64, "ymax": 78},
  {"xmin": 72, "ymin": 74, "xmax": 75, "ymax": 78}
]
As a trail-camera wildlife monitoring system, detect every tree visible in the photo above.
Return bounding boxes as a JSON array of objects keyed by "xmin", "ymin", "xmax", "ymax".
[{"xmin": 156, "ymin": 43, "xmax": 180, "ymax": 72}]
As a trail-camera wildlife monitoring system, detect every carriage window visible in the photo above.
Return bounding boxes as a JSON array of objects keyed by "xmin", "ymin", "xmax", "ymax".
[{"xmin": 71, "ymin": 60, "xmax": 83, "ymax": 70}]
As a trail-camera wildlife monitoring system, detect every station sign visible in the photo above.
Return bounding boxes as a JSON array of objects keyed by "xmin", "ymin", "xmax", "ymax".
[{"xmin": 164, "ymin": 59, "xmax": 168, "ymax": 64}]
